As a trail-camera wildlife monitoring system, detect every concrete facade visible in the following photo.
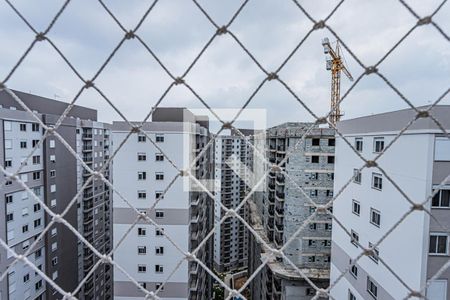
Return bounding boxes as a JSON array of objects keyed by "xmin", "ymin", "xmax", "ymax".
[
  {"xmin": 329, "ymin": 106, "xmax": 450, "ymax": 300},
  {"xmin": 249, "ymin": 122, "xmax": 334, "ymax": 300},
  {"xmin": 213, "ymin": 133, "xmax": 251, "ymax": 273}
]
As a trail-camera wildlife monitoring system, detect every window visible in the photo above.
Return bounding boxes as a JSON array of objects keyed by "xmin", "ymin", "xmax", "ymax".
[
  {"xmin": 373, "ymin": 137, "xmax": 384, "ymax": 153},
  {"xmin": 155, "ymin": 191, "xmax": 163, "ymax": 200},
  {"xmin": 372, "ymin": 173, "xmax": 382, "ymax": 190},
  {"xmin": 6, "ymin": 195, "xmax": 13, "ymax": 204},
  {"xmin": 353, "ymin": 169, "xmax": 361, "ymax": 184},
  {"xmin": 155, "ymin": 282, "xmax": 164, "ymax": 291},
  {"xmin": 328, "ymin": 138, "xmax": 335, "ymax": 146},
  {"xmin": 34, "ymin": 203, "xmax": 41, "ymax": 212},
  {"xmin": 32, "ymin": 139, "xmax": 39, "ymax": 147},
  {"xmin": 50, "ymin": 184, "xmax": 56, "ymax": 192},
  {"xmin": 309, "ymin": 223, "xmax": 317, "ymax": 230},
  {"xmin": 155, "ymin": 246, "xmax": 164, "ymax": 255},
  {"xmin": 32, "ymin": 156, "xmax": 40, "ymax": 165},
  {"xmin": 138, "ymin": 265, "xmax": 147, "ymax": 273},
  {"xmin": 52, "ymin": 271, "xmax": 58, "ymax": 280},
  {"xmin": 155, "ymin": 134, "xmax": 164, "ymax": 142},
  {"xmin": 307, "ymin": 256, "xmax": 316, "ymax": 262},
  {"xmin": 370, "ymin": 208, "xmax": 381, "ymax": 227},
  {"xmin": 355, "ymin": 138, "xmax": 363, "ymax": 152},
  {"xmin": 51, "ymin": 199, "xmax": 57, "ymax": 207},
  {"xmin": 20, "ymin": 140, "xmax": 27, "ymax": 148},
  {"xmin": 139, "ymin": 282, "xmax": 147, "ymax": 289},
  {"xmin": 155, "ymin": 172, "xmax": 164, "ymax": 180},
  {"xmin": 310, "ymin": 190, "xmax": 318, "ymax": 197},
  {"xmin": 310, "ymin": 172, "xmax": 318, "ymax": 180},
  {"xmin": 138, "ymin": 246, "xmax": 147, "ymax": 255},
  {"xmin": 351, "ymin": 230, "xmax": 359, "ymax": 247},
  {"xmin": 23, "ymin": 273, "xmax": 30, "ymax": 283},
  {"xmin": 138, "ymin": 191, "xmax": 147, "ymax": 199},
  {"xmin": 348, "ymin": 290, "xmax": 356, "ymax": 300},
  {"xmin": 312, "ymin": 138, "xmax": 320, "ymax": 146},
  {"xmin": 155, "ymin": 210, "xmax": 164, "ymax": 218},
  {"xmin": 51, "ymin": 242, "xmax": 57, "ymax": 252},
  {"xmin": 308, "ymin": 240, "xmax": 316, "ymax": 247},
  {"xmin": 35, "ymin": 280, "xmax": 42, "ymax": 291},
  {"xmin": 20, "ymin": 123, "xmax": 27, "ymax": 131},
  {"xmin": 350, "ymin": 264, "xmax": 358, "ymax": 278},
  {"xmin": 138, "ymin": 172, "xmax": 147, "ymax": 180},
  {"xmin": 32, "ymin": 123, "xmax": 39, "ymax": 132},
  {"xmin": 50, "ymin": 155, "xmax": 56, "ymax": 163},
  {"xmin": 311, "ymin": 155, "xmax": 319, "ymax": 163},
  {"xmin": 51, "ymin": 228, "xmax": 57, "ymax": 237},
  {"xmin": 138, "ymin": 133, "xmax": 146, "ymax": 142},
  {"xmin": 368, "ymin": 242, "xmax": 379, "ymax": 263},
  {"xmin": 137, "ymin": 227, "xmax": 147, "ymax": 236},
  {"xmin": 367, "ymin": 277, "xmax": 378, "ymax": 298},
  {"xmin": 33, "ymin": 171, "xmax": 41, "ymax": 180},
  {"xmin": 325, "ymin": 223, "xmax": 332, "ymax": 231},
  {"xmin": 322, "ymin": 240, "xmax": 331, "ymax": 247},
  {"xmin": 155, "ymin": 153, "xmax": 164, "ymax": 161},
  {"xmin": 137, "ymin": 153, "xmax": 147, "ymax": 161},
  {"xmin": 306, "ymin": 288, "xmax": 315, "ymax": 296},
  {"xmin": 4, "ymin": 159, "xmax": 12, "ymax": 167},
  {"xmin": 34, "ymin": 218, "xmax": 41, "ymax": 228},
  {"xmin": 156, "ymin": 228, "xmax": 164, "ymax": 236},
  {"xmin": 155, "ymin": 265, "xmax": 164, "ymax": 273},
  {"xmin": 352, "ymin": 200, "xmax": 360, "ymax": 216},
  {"xmin": 429, "ymin": 233, "xmax": 448, "ymax": 255},
  {"xmin": 35, "ymin": 249, "xmax": 42, "ymax": 259},
  {"xmin": 49, "ymin": 140, "xmax": 55, "ymax": 148},
  {"xmin": 326, "ymin": 190, "xmax": 333, "ymax": 197},
  {"xmin": 22, "ymin": 207, "xmax": 29, "ymax": 216},
  {"xmin": 22, "ymin": 225, "xmax": 29, "ymax": 233},
  {"xmin": 327, "ymin": 156, "xmax": 335, "ymax": 164},
  {"xmin": 432, "ymin": 190, "xmax": 450, "ymax": 208},
  {"xmin": 50, "ymin": 170, "xmax": 56, "ymax": 177}
]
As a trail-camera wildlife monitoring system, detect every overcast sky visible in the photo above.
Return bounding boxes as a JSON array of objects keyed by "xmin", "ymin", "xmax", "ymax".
[{"xmin": 0, "ymin": 0, "xmax": 449, "ymax": 129}]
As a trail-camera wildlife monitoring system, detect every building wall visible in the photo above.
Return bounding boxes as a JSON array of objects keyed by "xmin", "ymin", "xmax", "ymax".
[
  {"xmin": 330, "ymin": 131, "xmax": 435, "ymax": 299},
  {"xmin": 214, "ymin": 135, "xmax": 249, "ymax": 273},
  {"xmin": 112, "ymin": 114, "xmax": 212, "ymax": 300},
  {"xmin": 1, "ymin": 113, "xmax": 47, "ymax": 300}
]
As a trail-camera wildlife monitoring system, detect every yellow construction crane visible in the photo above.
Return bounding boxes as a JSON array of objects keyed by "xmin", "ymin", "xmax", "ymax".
[{"xmin": 322, "ymin": 38, "xmax": 353, "ymax": 126}]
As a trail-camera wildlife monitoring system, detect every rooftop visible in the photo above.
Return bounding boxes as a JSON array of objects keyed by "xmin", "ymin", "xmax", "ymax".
[{"xmin": 337, "ymin": 105, "xmax": 450, "ymax": 135}]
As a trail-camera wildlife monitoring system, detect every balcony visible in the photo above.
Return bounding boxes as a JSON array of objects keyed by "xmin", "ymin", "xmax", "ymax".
[
  {"xmin": 82, "ymin": 133, "xmax": 93, "ymax": 140},
  {"xmin": 275, "ymin": 223, "xmax": 284, "ymax": 232},
  {"xmin": 275, "ymin": 208, "xmax": 284, "ymax": 217},
  {"xmin": 275, "ymin": 192, "xmax": 285, "ymax": 201}
]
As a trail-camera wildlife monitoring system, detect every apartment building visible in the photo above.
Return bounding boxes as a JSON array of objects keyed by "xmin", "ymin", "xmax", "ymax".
[
  {"xmin": 0, "ymin": 90, "xmax": 113, "ymax": 300},
  {"xmin": 329, "ymin": 106, "xmax": 450, "ymax": 300},
  {"xmin": 112, "ymin": 108, "xmax": 213, "ymax": 300},
  {"xmin": 213, "ymin": 132, "xmax": 252, "ymax": 273},
  {"xmin": 248, "ymin": 122, "xmax": 335, "ymax": 299}
]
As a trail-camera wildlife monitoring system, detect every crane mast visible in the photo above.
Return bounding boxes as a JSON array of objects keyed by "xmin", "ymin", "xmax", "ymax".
[{"xmin": 322, "ymin": 38, "xmax": 353, "ymax": 126}]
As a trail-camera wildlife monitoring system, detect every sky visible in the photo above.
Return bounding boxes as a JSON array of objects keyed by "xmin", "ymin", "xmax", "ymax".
[{"xmin": 0, "ymin": 0, "xmax": 449, "ymax": 129}]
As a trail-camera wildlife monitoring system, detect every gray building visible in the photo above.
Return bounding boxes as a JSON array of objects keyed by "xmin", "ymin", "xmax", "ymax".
[
  {"xmin": 249, "ymin": 122, "xmax": 334, "ymax": 300},
  {"xmin": 213, "ymin": 132, "xmax": 252, "ymax": 273},
  {"xmin": 0, "ymin": 90, "xmax": 113, "ymax": 300}
]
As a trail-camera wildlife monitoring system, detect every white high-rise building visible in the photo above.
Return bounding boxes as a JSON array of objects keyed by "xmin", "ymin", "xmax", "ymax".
[
  {"xmin": 330, "ymin": 106, "xmax": 450, "ymax": 300},
  {"xmin": 112, "ymin": 108, "xmax": 213, "ymax": 300}
]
